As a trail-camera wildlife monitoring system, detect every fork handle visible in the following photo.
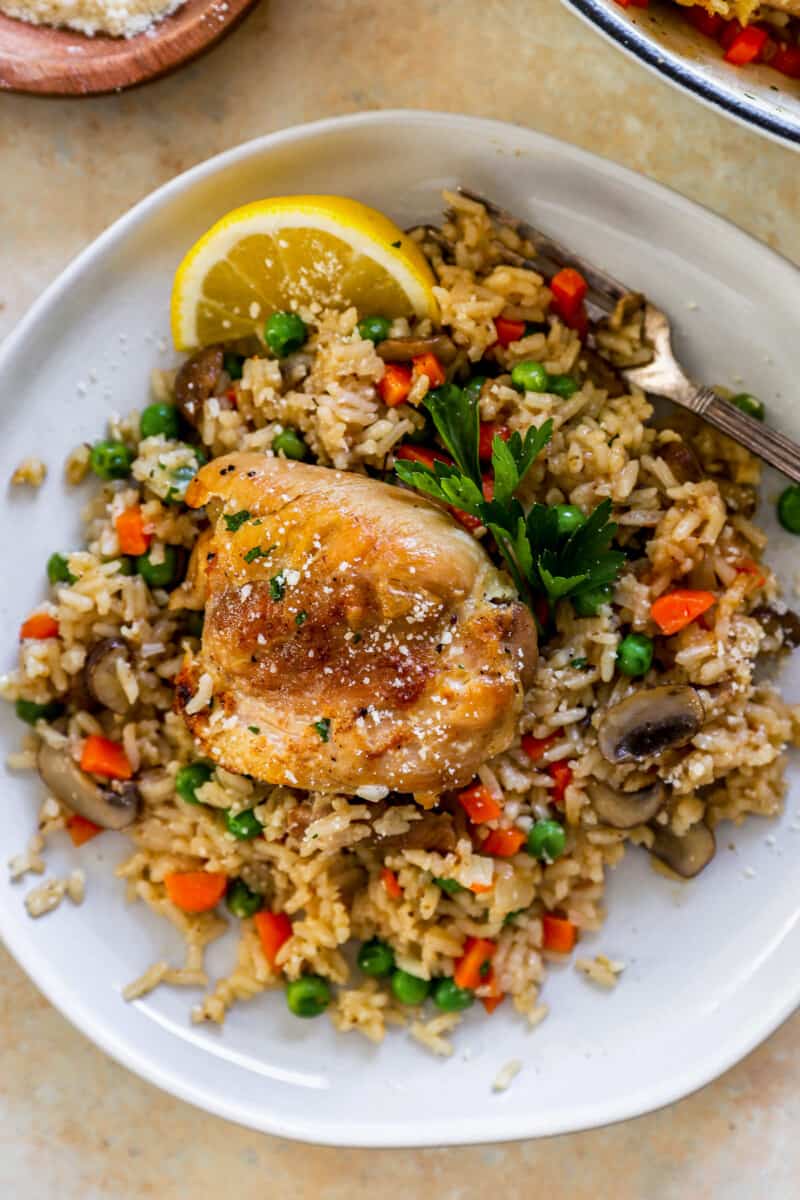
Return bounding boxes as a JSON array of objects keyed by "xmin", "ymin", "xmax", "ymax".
[{"xmin": 689, "ymin": 386, "xmax": 800, "ymax": 485}]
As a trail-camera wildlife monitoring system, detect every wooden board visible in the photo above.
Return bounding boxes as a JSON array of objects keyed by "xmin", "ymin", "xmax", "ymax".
[{"xmin": 0, "ymin": 0, "xmax": 259, "ymax": 96}]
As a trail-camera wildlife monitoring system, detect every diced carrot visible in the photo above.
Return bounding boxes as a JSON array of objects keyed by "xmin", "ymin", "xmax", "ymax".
[
  {"xmin": 493, "ymin": 316, "xmax": 526, "ymax": 348},
  {"xmin": 254, "ymin": 910, "xmax": 293, "ymax": 966},
  {"xmin": 542, "ymin": 913, "xmax": 577, "ymax": 953},
  {"xmin": 412, "ymin": 352, "xmax": 446, "ymax": 389},
  {"xmin": 225, "ymin": 387, "xmax": 238, "ymax": 408},
  {"xmin": 478, "ymin": 423, "xmax": 510, "ymax": 461},
  {"xmin": 548, "ymin": 761, "xmax": 573, "ymax": 807},
  {"xmin": 379, "ymin": 362, "xmax": 413, "ymax": 407},
  {"xmin": 773, "ymin": 42, "xmax": 800, "ymax": 78},
  {"xmin": 480, "ymin": 966, "xmax": 504, "ymax": 1013},
  {"xmin": 395, "ymin": 443, "xmax": 451, "ymax": 469},
  {"xmin": 550, "ymin": 268, "xmax": 587, "ymax": 316},
  {"xmin": 454, "ymin": 936, "xmax": 497, "ymax": 990},
  {"xmin": 724, "ymin": 24, "xmax": 767, "ymax": 64},
  {"xmin": 458, "ymin": 782, "xmax": 502, "ymax": 823},
  {"xmin": 66, "ymin": 814, "xmax": 102, "ymax": 847},
  {"xmin": 686, "ymin": 4, "xmax": 722, "ymax": 35},
  {"xmin": 469, "ymin": 881, "xmax": 493, "ymax": 895},
  {"xmin": 115, "ymin": 506, "xmax": 152, "ymax": 556},
  {"xmin": 521, "ymin": 730, "xmax": 562, "ymax": 763},
  {"xmin": 79, "ymin": 734, "xmax": 133, "ymax": 781},
  {"xmin": 165, "ymin": 871, "xmax": 227, "ymax": 913},
  {"xmin": 650, "ymin": 588, "xmax": 716, "ymax": 636},
  {"xmin": 381, "ymin": 866, "xmax": 403, "ymax": 899},
  {"xmin": 20, "ymin": 613, "xmax": 59, "ymax": 641},
  {"xmin": 451, "ymin": 508, "xmax": 483, "ymax": 533},
  {"xmin": 482, "ymin": 827, "xmax": 526, "ymax": 857}
]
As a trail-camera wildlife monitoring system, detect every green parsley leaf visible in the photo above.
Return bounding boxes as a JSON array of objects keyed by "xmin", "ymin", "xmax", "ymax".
[
  {"xmin": 313, "ymin": 717, "xmax": 331, "ymax": 742},
  {"xmin": 490, "ymin": 421, "xmax": 553, "ymax": 507},
  {"xmin": 269, "ymin": 573, "xmax": 286, "ymax": 601},
  {"xmin": 423, "ymin": 385, "xmax": 481, "ymax": 484},
  {"xmin": 295, "ymin": 610, "xmax": 308, "ymax": 626},
  {"xmin": 243, "ymin": 544, "xmax": 275, "ymax": 564},
  {"xmin": 534, "ymin": 499, "xmax": 625, "ymax": 602},
  {"xmin": 224, "ymin": 509, "xmax": 251, "ymax": 532}
]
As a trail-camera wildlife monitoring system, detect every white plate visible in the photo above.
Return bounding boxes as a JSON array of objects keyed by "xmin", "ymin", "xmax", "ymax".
[
  {"xmin": 562, "ymin": 0, "xmax": 800, "ymax": 149},
  {"xmin": 0, "ymin": 111, "xmax": 798, "ymax": 1147}
]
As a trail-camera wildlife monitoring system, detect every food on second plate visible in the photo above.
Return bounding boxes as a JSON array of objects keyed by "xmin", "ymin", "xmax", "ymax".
[
  {"xmin": 4, "ymin": 192, "xmax": 799, "ymax": 1056},
  {"xmin": 616, "ymin": 0, "xmax": 800, "ymax": 80},
  {"xmin": 0, "ymin": 0, "xmax": 185, "ymax": 37}
]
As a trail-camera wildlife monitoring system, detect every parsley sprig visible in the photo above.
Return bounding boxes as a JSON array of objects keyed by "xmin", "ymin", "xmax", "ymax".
[{"xmin": 394, "ymin": 385, "xmax": 624, "ymax": 607}]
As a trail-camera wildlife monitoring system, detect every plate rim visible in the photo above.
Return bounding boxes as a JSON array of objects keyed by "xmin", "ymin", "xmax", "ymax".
[
  {"xmin": 560, "ymin": 0, "xmax": 800, "ymax": 150},
  {"xmin": 1, "ymin": 108, "xmax": 799, "ymax": 1146}
]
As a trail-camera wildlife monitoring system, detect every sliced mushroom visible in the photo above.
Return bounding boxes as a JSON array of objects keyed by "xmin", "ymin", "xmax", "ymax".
[
  {"xmin": 752, "ymin": 604, "xmax": 800, "ymax": 651},
  {"xmin": 84, "ymin": 638, "xmax": 132, "ymax": 714},
  {"xmin": 578, "ymin": 348, "xmax": 625, "ymax": 399},
  {"xmin": 376, "ymin": 335, "xmax": 458, "ymax": 365},
  {"xmin": 37, "ymin": 743, "xmax": 140, "ymax": 830},
  {"xmin": 649, "ymin": 821, "xmax": 715, "ymax": 879},
  {"xmin": 589, "ymin": 779, "xmax": 667, "ymax": 830},
  {"xmin": 374, "ymin": 811, "xmax": 457, "ymax": 854},
  {"xmin": 598, "ymin": 685, "xmax": 705, "ymax": 764},
  {"xmin": 656, "ymin": 440, "xmax": 703, "ymax": 485},
  {"xmin": 174, "ymin": 345, "xmax": 224, "ymax": 427}
]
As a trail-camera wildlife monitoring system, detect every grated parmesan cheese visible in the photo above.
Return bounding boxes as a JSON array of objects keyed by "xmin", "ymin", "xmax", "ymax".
[{"xmin": 0, "ymin": 0, "xmax": 186, "ymax": 38}]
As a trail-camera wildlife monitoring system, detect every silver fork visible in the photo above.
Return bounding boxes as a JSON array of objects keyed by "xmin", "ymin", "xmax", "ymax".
[{"xmin": 455, "ymin": 187, "xmax": 800, "ymax": 484}]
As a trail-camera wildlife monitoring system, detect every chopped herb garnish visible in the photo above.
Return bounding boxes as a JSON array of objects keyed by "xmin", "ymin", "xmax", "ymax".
[
  {"xmin": 313, "ymin": 717, "xmax": 331, "ymax": 742},
  {"xmin": 295, "ymin": 610, "xmax": 308, "ymax": 626},
  {"xmin": 352, "ymin": 631, "xmax": 362, "ymax": 644},
  {"xmin": 244, "ymin": 544, "xmax": 275, "ymax": 564},
  {"xmin": 570, "ymin": 656, "xmax": 589, "ymax": 669},
  {"xmin": 394, "ymin": 384, "xmax": 624, "ymax": 611},
  {"xmin": 248, "ymin": 725, "xmax": 261, "ymax": 734},
  {"xmin": 270, "ymin": 573, "xmax": 286, "ymax": 601},
  {"xmin": 224, "ymin": 509, "xmax": 252, "ymax": 532},
  {"xmin": 503, "ymin": 908, "xmax": 526, "ymax": 926},
  {"xmin": 391, "ymin": 239, "xmax": 402, "ymax": 248}
]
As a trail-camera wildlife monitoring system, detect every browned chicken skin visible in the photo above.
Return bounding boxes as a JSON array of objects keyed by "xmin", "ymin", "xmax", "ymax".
[{"xmin": 174, "ymin": 454, "xmax": 537, "ymax": 799}]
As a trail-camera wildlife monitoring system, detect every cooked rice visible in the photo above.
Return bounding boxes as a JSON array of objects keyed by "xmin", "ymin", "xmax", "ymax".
[
  {"xmin": 575, "ymin": 954, "xmax": 626, "ymax": 988},
  {"xmin": 11, "ymin": 456, "xmax": 47, "ymax": 487},
  {"xmin": 3, "ymin": 192, "xmax": 800, "ymax": 1055}
]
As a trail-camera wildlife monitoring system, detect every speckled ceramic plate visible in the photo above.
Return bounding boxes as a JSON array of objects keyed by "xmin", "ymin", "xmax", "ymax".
[
  {"xmin": 0, "ymin": 111, "xmax": 798, "ymax": 1147},
  {"xmin": 561, "ymin": 0, "xmax": 800, "ymax": 148}
]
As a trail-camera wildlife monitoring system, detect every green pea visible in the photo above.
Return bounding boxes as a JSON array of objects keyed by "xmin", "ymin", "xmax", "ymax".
[
  {"xmin": 272, "ymin": 428, "xmax": 308, "ymax": 461},
  {"xmin": 223, "ymin": 352, "xmax": 244, "ymax": 381},
  {"xmin": 15, "ymin": 698, "xmax": 65, "ymax": 726},
  {"xmin": 550, "ymin": 374, "xmax": 579, "ymax": 399},
  {"xmin": 554, "ymin": 504, "xmax": 586, "ymax": 538},
  {"xmin": 175, "ymin": 761, "xmax": 214, "ymax": 805},
  {"xmin": 432, "ymin": 977, "xmax": 474, "ymax": 1013},
  {"xmin": 136, "ymin": 545, "xmax": 182, "ymax": 589},
  {"xmin": 286, "ymin": 975, "xmax": 331, "ymax": 1018},
  {"xmin": 140, "ymin": 402, "xmax": 180, "ymax": 440},
  {"xmin": 433, "ymin": 877, "xmax": 464, "ymax": 895},
  {"xmin": 463, "ymin": 375, "xmax": 488, "ymax": 404},
  {"xmin": 357, "ymin": 315, "xmax": 392, "ymax": 344},
  {"xmin": 390, "ymin": 969, "xmax": 430, "ymax": 1006},
  {"xmin": 617, "ymin": 632, "xmax": 654, "ymax": 677},
  {"xmin": 226, "ymin": 878, "xmax": 263, "ymax": 919},
  {"xmin": 47, "ymin": 553, "xmax": 75, "ymax": 586},
  {"xmin": 572, "ymin": 583, "xmax": 614, "ymax": 617},
  {"xmin": 225, "ymin": 808, "xmax": 263, "ymax": 840},
  {"xmin": 183, "ymin": 610, "xmax": 205, "ymax": 638},
  {"xmin": 777, "ymin": 486, "xmax": 800, "ymax": 535},
  {"xmin": 265, "ymin": 311, "xmax": 308, "ymax": 357},
  {"xmin": 510, "ymin": 361, "xmax": 550, "ymax": 394},
  {"xmin": 357, "ymin": 938, "xmax": 395, "ymax": 977},
  {"xmin": 730, "ymin": 392, "xmax": 765, "ymax": 421},
  {"xmin": 526, "ymin": 819, "xmax": 567, "ymax": 862},
  {"xmin": 90, "ymin": 440, "xmax": 134, "ymax": 481}
]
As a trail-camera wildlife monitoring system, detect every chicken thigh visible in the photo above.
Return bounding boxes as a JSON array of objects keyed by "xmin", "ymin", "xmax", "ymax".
[{"xmin": 174, "ymin": 453, "xmax": 537, "ymax": 799}]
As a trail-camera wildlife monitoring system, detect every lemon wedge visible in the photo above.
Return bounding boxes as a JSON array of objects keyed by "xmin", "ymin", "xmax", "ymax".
[{"xmin": 170, "ymin": 195, "xmax": 438, "ymax": 350}]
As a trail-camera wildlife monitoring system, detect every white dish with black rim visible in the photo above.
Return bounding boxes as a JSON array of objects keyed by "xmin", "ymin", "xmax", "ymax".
[
  {"xmin": 0, "ymin": 110, "xmax": 798, "ymax": 1146},
  {"xmin": 562, "ymin": 0, "xmax": 800, "ymax": 148}
]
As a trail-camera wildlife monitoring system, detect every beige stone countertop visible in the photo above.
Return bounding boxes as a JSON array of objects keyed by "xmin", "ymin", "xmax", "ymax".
[{"xmin": 1, "ymin": 0, "xmax": 799, "ymax": 1194}]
